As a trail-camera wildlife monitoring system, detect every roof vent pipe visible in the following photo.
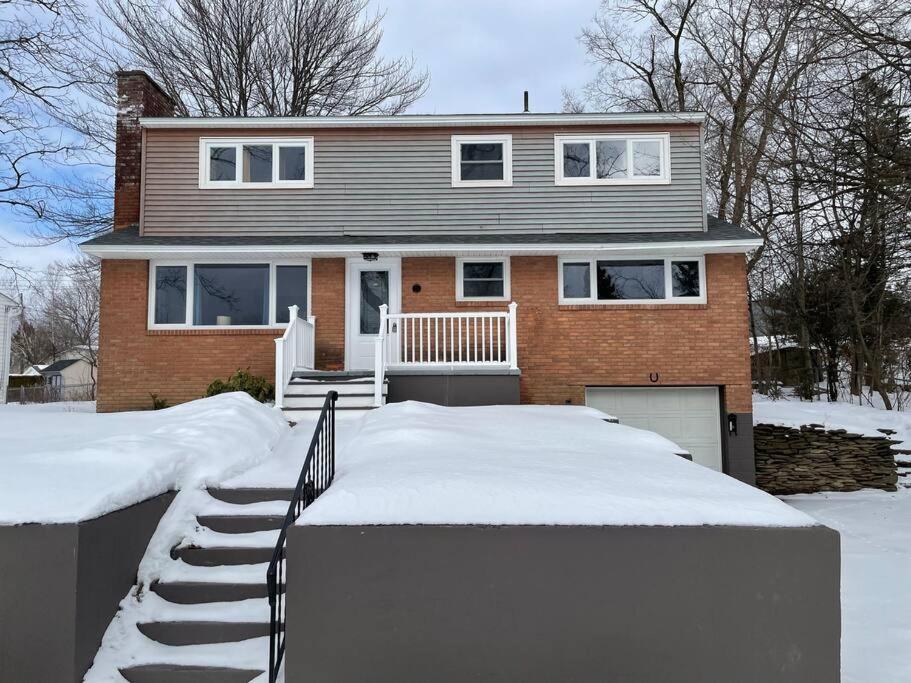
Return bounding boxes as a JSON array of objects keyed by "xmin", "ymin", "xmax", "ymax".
[{"xmin": 523, "ymin": 90, "xmax": 529, "ymax": 113}]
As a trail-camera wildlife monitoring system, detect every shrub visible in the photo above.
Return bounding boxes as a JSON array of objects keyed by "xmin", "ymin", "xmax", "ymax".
[
  {"xmin": 205, "ymin": 369, "xmax": 274, "ymax": 403},
  {"xmin": 150, "ymin": 393, "xmax": 169, "ymax": 410}
]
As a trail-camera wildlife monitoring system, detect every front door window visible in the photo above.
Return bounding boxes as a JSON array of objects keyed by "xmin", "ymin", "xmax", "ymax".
[{"xmin": 360, "ymin": 270, "xmax": 389, "ymax": 334}]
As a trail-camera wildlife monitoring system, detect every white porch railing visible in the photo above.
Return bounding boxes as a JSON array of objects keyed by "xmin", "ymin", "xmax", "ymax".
[
  {"xmin": 373, "ymin": 302, "xmax": 518, "ymax": 406},
  {"xmin": 275, "ymin": 305, "xmax": 316, "ymax": 408}
]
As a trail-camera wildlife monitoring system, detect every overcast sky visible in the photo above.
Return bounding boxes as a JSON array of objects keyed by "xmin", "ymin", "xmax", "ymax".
[{"xmin": 0, "ymin": 0, "xmax": 599, "ymax": 281}]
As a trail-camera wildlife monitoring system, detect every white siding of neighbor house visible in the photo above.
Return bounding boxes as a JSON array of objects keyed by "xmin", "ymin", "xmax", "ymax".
[
  {"xmin": 0, "ymin": 299, "xmax": 16, "ymax": 405},
  {"xmin": 140, "ymin": 124, "xmax": 705, "ymax": 237},
  {"xmin": 60, "ymin": 358, "xmax": 96, "ymax": 387}
]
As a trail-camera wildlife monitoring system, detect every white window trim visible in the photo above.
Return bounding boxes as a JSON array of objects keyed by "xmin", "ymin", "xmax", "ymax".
[
  {"xmin": 198, "ymin": 137, "xmax": 315, "ymax": 189},
  {"xmin": 456, "ymin": 257, "xmax": 511, "ymax": 302},
  {"xmin": 148, "ymin": 259, "xmax": 313, "ymax": 330},
  {"xmin": 554, "ymin": 133, "xmax": 671, "ymax": 186},
  {"xmin": 451, "ymin": 134, "xmax": 513, "ymax": 188},
  {"xmin": 557, "ymin": 255, "xmax": 706, "ymax": 305}
]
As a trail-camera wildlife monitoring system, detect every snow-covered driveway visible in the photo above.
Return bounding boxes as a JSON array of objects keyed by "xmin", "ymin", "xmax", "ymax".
[{"xmin": 785, "ymin": 489, "xmax": 911, "ymax": 683}]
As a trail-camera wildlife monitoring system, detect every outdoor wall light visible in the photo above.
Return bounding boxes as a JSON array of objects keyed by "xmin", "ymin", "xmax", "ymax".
[
  {"xmin": 412, "ymin": 283, "xmax": 422, "ymax": 293},
  {"xmin": 728, "ymin": 413, "xmax": 738, "ymax": 436},
  {"xmin": 362, "ymin": 252, "xmax": 379, "ymax": 261}
]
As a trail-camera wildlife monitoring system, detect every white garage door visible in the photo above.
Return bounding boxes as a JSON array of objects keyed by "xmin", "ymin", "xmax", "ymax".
[{"xmin": 585, "ymin": 387, "xmax": 723, "ymax": 471}]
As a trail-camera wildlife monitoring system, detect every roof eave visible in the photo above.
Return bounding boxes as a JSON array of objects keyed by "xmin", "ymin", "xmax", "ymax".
[
  {"xmin": 80, "ymin": 238, "xmax": 762, "ymax": 260},
  {"xmin": 138, "ymin": 112, "xmax": 707, "ymax": 129}
]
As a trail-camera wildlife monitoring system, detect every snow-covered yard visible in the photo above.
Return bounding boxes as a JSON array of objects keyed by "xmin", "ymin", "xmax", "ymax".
[
  {"xmin": 757, "ymin": 392, "xmax": 911, "ymax": 682},
  {"xmin": 3, "ymin": 394, "xmax": 909, "ymax": 681},
  {"xmin": 785, "ymin": 489, "xmax": 911, "ymax": 683}
]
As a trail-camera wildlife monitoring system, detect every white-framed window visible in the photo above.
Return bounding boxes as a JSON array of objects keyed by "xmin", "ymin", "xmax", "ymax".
[
  {"xmin": 148, "ymin": 259, "xmax": 311, "ymax": 329},
  {"xmin": 558, "ymin": 255, "xmax": 705, "ymax": 305},
  {"xmin": 554, "ymin": 133, "xmax": 670, "ymax": 185},
  {"xmin": 199, "ymin": 137, "xmax": 314, "ymax": 189},
  {"xmin": 451, "ymin": 135, "xmax": 513, "ymax": 188},
  {"xmin": 456, "ymin": 257, "xmax": 511, "ymax": 301}
]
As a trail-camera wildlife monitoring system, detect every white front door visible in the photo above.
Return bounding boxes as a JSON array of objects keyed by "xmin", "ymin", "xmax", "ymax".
[
  {"xmin": 585, "ymin": 386, "xmax": 723, "ymax": 470},
  {"xmin": 345, "ymin": 258, "xmax": 401, "ymax": 370}
]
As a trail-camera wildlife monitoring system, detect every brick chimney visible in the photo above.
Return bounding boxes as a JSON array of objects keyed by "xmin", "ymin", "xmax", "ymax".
[{"xmin": 114, "ymin": 71, "xmax": 176, "ymax": 230}]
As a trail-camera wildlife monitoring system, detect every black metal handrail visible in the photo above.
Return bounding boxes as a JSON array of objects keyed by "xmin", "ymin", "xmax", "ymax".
[{"xmin": 267, "ymin": 390, "xmax": 337, "ymax": 682}]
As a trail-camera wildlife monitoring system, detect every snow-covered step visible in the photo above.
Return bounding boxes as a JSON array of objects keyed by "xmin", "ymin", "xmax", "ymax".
[
  {"xmin": 290, "ymin": 369, "xmax": 372, "ymax": 380},
  {"xmin": 137, "ymin": 621, "xmax": 271, "ymax": 646},
  {"xmin": 119, "ymin": 664, "xmax": 261, "ymax": 683},
  {"xmin": 173, "ymin": 546, "xmax": 278, "ymax": 567},
  {"xmin": 283, "ymin": 392, "xmax": 377, "ymax": 409},
  {"xmin": 206, "ymin": 488, "xmax": 293, "ymax": 505},
  {"xmin": 287, "ymin": 378, "xmax": 381, "ymax": 391},
  {"xmin": 151, "ymin": 581, "xmax": 272, "ymax": 605},
  {"xmin": 89, "ymin": 487, "xmax": 296, "ymax": 680},
  {"xmin": 196, "ymin": 514, "xmax": 284, "ymax": 534}
]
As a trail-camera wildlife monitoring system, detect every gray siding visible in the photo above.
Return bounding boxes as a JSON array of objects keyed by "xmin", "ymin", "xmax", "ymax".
[{"xmin": 141, "ymin": 124, "xmax": 705, "ymax": 236}]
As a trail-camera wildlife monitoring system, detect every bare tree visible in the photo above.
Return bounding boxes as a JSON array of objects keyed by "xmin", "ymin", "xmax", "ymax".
[
  {"xmin": 97, "ymin": 0, "xmax": 428, "ymax": 116},
  {"xmin": 10, "ymin": 256, "xmax": 100, "ymax": 385},
  {"xmin": 0, "ymin": 1, "xmax": 111, "ymax": 259}
]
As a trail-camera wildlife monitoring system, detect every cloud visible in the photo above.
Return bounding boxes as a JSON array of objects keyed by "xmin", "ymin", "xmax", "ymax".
[{"xmin": 371, "ymin": 0, "xmax": 597, "ymax": 113}]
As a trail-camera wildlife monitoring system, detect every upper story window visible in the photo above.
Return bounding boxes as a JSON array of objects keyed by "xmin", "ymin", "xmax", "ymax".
[
  {"xmin": 456, "ymin": 257, "xmax": 511, "ymax": 301},
  {"xmin": 451, "ymin": 135, "xmax": 513, "ymax": 188},
  {"xmin": 558, "ymin": 256, "xmax": 705, "ymax": 305},
  {"xmin": 199, "ymin": 138, "xmax": 314, "ymax": 189},
  {"xmin": 554, "ymin": 134, "xmax": 670, "ymax": 186}
]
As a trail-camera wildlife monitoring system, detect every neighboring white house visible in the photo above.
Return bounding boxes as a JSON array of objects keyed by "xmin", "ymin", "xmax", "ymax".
[
  {"xmin": 40, "ymin": 349, "xmax": 97, "ymax": 392},
  {"xmin": 0, "ymin": 292, "xmax": 19, "ymax": 405}
]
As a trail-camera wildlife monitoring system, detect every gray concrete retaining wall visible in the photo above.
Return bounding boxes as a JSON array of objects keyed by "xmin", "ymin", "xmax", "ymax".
[
  {"xmin": 0, "ymin": 492, "xmax": 173, "ymax": 682},
  {"xmin": 387, "ymin": 371, "xmax": 520, "ymax": 406},
  {"xmin": 286, "ymin": 523, "xmax": 840, "ymax": 683}
]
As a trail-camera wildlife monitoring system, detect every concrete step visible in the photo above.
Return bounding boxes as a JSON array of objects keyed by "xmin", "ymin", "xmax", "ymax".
[
  {"xmin": 151, "ymin": 581, "xmax": 277, "ymax": 604},
  {"xmin": 282, "ymin": 405, "xmax": 376, "ymax": 412},
  {"xmin": 206, "ymin": 488, "xmax": 294, "ymax": 505},
  {"xmin": 287, "ymin": 378, "xmax": 386, "ymax": 391},
  {"xmin": 196, "ymin": 515, "xmax": 284, "ymax": 534},
  {"xmin": 137, "ymin": 621, "xmax": 271, "ymax": 646},
  {"xmin": 283, "ymin": 392, "xmax": 377, "ymax": 409},
  {"xmin": 119, "ymin": 664, "xmax": 261, "ymax": 683},
  {"xmin": 291, "ymin": 369, "xmax": 372, "ymax": 380},
  {"xmin": 173, "ymin": 546, "xmax": 278, "ymax": 567}
]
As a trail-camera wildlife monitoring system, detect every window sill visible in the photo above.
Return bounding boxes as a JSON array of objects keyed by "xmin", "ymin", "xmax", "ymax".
[
  {"xmin": 148, "ymin": 327, "xmax": 285, "ymax": 336},
  {"xmin": 558, "ymin": 303, "xmax": 708, "ymax": 311}
]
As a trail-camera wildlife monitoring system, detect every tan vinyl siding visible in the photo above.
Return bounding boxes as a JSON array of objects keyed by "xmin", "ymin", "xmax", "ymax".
[{"xmin": 141, "ymin": 124, "xmax": 705, "ymax": 236}]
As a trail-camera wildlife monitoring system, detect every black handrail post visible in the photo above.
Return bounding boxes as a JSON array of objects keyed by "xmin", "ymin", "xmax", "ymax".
[{"xmin": 267, "ymin": 390, "xmax": 337, "ymax": 683}]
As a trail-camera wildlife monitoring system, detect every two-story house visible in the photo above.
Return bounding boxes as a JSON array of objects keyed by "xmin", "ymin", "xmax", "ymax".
[{"xmin": 81, "ymin": 71, "xmax": 761, "ymax": 482}]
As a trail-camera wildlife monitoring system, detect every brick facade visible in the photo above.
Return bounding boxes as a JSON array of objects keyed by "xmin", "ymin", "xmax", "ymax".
[
  {"xmin": 114, "ymin": 71, "xmax": 175, "ymax": 230},
  {"xmin": 402, "ymin": 254, "xmax": 752, "ymax": 413},
  {"xmin": 97, "ymin": 253, "xmax": 752, "ymax": 414}
]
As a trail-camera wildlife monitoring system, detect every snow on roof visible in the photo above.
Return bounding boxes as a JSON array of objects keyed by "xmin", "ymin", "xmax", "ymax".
[
  {"xmin": 0, "ymin": 393, "xmax": 289, "ymax": 524},
  {"xmin": 298, "ymin": 402, "xmax": 815, "ymax": 528}
]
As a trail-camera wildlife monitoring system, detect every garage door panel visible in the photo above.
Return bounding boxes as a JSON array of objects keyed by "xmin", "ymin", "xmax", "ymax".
[{"xmin": 585, "ymin": 387, "xmax": 722, "ymax": 471}]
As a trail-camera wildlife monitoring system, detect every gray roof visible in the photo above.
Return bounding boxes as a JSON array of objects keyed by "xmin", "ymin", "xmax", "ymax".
[
  {"xmin": 41, "ymin": 358, "xmax": 80, "ymax": 373},
  {"xmin": 82, "ymin": 216, "xmax": 758, "ymax": 248}
]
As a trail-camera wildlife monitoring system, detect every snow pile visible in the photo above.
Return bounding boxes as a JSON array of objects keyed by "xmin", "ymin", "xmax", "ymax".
[
  {"xmin": 0, "ymin": 392, "xmax": 289, "ymax": 524},
  {"xmin": 299, "ymin": 401, "xmax": 814, "ymax": 527},
  {"xmin": 754, "ymin": 393, "xmax": 911, "ymax": 449}
]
